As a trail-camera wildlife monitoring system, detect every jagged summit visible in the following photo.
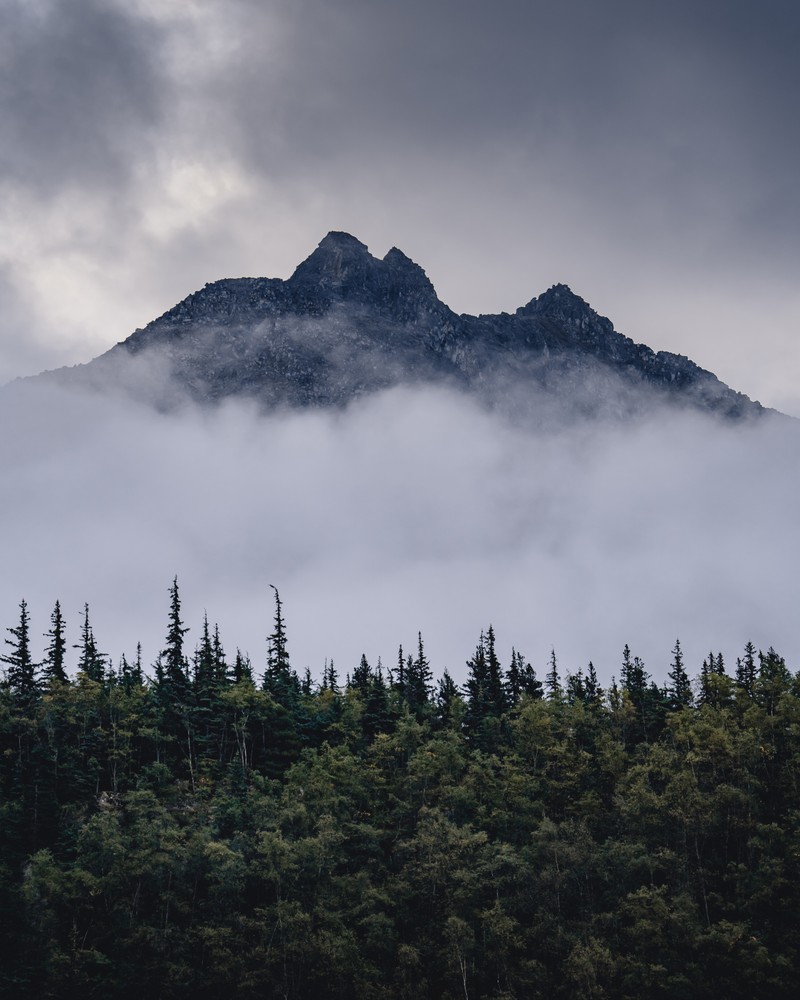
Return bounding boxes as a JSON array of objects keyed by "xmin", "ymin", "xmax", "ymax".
[
  {"xmin": 521, "ymin": 283, "xmax": 587, "ymax": 310},
  {"xmin": 32, "ymin": 233, "xmax": 769, "ymax": 422},
  {"xmin": 289, "ymin": 231, "xmax": 372, "ymax": 286},
  {"xmin": 286, "ymin": 232, "xmax": 441, "ymax": 322}
]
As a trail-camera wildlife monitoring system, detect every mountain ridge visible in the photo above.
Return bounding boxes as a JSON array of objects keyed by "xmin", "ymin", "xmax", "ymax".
[{"xmin": 29, "ymin": 232, "xmax": 771, "ymax": 421}]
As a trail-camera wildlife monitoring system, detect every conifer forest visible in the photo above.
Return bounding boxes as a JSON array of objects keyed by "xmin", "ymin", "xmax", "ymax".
[{"xmin": 1, "ymin": 581, "xmax": 799, "ymax": 998}]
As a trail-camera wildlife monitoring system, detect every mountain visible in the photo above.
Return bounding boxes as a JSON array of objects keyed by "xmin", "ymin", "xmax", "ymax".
[{"xmin": 37, "ymin": 231, "xmax": 768, "ymax": 421}]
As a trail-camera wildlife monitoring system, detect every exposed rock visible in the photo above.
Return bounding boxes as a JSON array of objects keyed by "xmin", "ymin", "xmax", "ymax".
[{"xmin": 34, "ymin": 232, "xmax": 770, "ymax": 422}]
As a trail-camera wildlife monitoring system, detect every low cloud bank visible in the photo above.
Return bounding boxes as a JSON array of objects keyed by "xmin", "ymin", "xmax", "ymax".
[{"xmin": 0, "ymin": 378, "xmax": 797, "ymax": 688}]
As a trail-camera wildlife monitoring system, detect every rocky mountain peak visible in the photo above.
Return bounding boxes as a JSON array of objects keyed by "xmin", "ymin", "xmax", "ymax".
[
  {"xmin": 31, "ymin": 232, "xmax": 771, "ymax": 423},
  {"xmin": 288, "ymin": 231, "xmax": 372, "ymax": 285},
  {"xmin": 286, "ymin": 232, "xmax": 445, "ymax": 323},
  {"xmin": 517, "ymin": 283, "xmax": 593, "ymax": 319}
]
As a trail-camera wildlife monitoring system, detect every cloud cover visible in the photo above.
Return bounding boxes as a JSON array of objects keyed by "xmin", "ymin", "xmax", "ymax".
[
  {"xmin": 1, "ymin": 1, "xmax": 798, "ymax": 690},
  {"xmin": 1, "ymin": 376, "xmax": 797, "ymax": 688},
  {"xmin": 0, "ymin": 0, "xmax": 799, "ymax": 410}
]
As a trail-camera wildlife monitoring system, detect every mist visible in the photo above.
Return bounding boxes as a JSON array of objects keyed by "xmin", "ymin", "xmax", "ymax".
[{"xmin": 1, "ymin": 375, "xmax": 797, "ymax": 690}]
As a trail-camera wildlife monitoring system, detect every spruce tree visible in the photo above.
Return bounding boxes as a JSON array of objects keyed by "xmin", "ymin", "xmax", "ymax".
[
  {"xmin": 264, "ymin": 586, "xmax": 297, "ymax": 702},
  {"xmin": 406, "ymin": 632, "xmax": 433, "ymax": 716},
  {"xmin": 393, "ymin": 644, "xmax": 406, "ymax": 702},
  {"xmin": 42, "ymin": 600, "xmax": 68, "ymax": 685},
  {"xmin": 584, "ymin": 661, "xmax": 603, "ymax": 706},
  {"xmin": 506, "ymin": 647, "xmax": 523, "ymax": 707},
  {"xmin": 435, "ymin": 668, "xmax": 461, "ymax": 729},
  {"xmin": 233, "ymin": 649, "xmax": 254, "ymax": 685},
  {"xmin": 463, "ymin": 631, "xmax": 489, "ymax": 734},
  {"xmin": 75, "ymin": 603, "xmax": 106, "ymax": 683},
  {"xmin": 736, "ymin": 640, "xmax": 757, "ymax": 697},
  {"xmin": 363, "ymin": 661, "xmax": 392, "ymax": 740},
  {"xmin": 194, "ymin": 613, "xmax": 215, "ymax": 699},
  {"xmin": 162, "ymin": 577, "xmax": 190, "ymax": 695},
  {"xmin": 566, "ymin": 667, "xmax": 586, "ymax": 705},
  {"xmin": 484, "ymin": 625, "xmax": 507, "ymax": 717},
  {"xmin": 667, "ymin": 638, "xmax": 693, "ymax": 709},
  {"xmin": 352, "ymin": 654, "xmax": 371, "ymax": 697},
  {"xmin": 2, "ymin": 599, "xmax": 39, "ymax": 711},
  {"xmin": 546, "ymin": 648, "xmax": 562, "ymax": 701}
]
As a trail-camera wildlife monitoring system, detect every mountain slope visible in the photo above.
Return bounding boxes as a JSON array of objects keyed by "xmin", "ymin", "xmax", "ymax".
[{"xmin": 41, "ymin": 232, "xmax": 768, "ymax": 420}]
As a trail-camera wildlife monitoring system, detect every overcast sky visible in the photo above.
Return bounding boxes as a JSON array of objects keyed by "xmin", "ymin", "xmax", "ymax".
[
  {"xmin": 1, "ymin": 0, "xmax": 799, "ymax": 687},
  {"xmin": 1, "ymin": 0, "xmax": 798, "ymax": 411}
]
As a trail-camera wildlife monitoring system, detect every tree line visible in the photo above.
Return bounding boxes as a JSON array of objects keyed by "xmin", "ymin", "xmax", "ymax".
[{"xmin": 1, "ymin": 580, "xmax": 799, "ymax": 998}]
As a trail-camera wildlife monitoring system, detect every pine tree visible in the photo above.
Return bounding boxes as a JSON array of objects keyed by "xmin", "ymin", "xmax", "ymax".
[
  {"xmin": 484, "ymin": 625, "xmax": 507, "ymax": 717},
  {"xmin": 756, "ymin": 647, "xmax": 791, "ymax": 715},
  {"xmin": 233, "ymin": 649, "xmax": 254, "ymax": 685},
  {"xmin": 506, "ymin": 647, "xmax": 523, "ymax": 707},
  {"xmin": 393, "ymin": 644, "xmax": 406, "ymax": 702},
  {"xmin": 75, "ymin": 604, "xmax": 106, "ymax": 683},
  {"xmin": 264, "ymin": 586, "xmax": 297, "ymax": 703},
  {"xmin": 667, "ymin": 638, "xmax": 693, "ymax": 709},
  {"xmin": 352, "ymin": 653, "xmax": 371, "ymax": 697},
  {"xmin": 545, "ymin": 649, "xmax": 562, "ymax": 701},
  {"xmin": 363, "ymin": 661, "xmax": 392, "ymax": 740},
  {"xmin": 565, "ymin": 668, "xmax": 586, "ymax": 705},
  {"xmin": 267, "ymin": 585, "xmax": 289, "ymax": 672},
  {"xmin": 161, "ymin": 577, "xmax": 190, "ymax": 698},
  {"xmin": 620, "ymin": 644, "xmax": 648, "ymax": 702},
  {"xmin": 464, "ymin": 630, "xmax": 506, "ymax": 747},
  {"xmin": 323, "ymin": 658, "xmax": 339, "ymax": 694},
  {"xmin": 42, "ymin": 600, "xmax": 68, "ymax": 685},
  {"xmin": 212, "ymin": 623, "xmax": 227, "ymax": 686},
  {"xmin": 736, "ymin": 641, "xmax": 757, "ymax": 697},
  {"xmin": 435, "ymin": 668, "xmax": 461, "ymax": 729},
  {"xmin": 2, "ymin": 599, "xmax": 39, "ymax": 711},
  {"xmin": 463, "ymin": 631, "xmax": 488, "ymax": 723},
  {"xmin": 406, "ymin": 632, "xmax": 433, "ymax": 716},
  {"xmin": 194, "ymin": 613, "xmax": 215, "ymax": 699},
  {"xmin": 584, "ymin": 661, "xmax": 603, "ymax": 706},
  {"xmin": 119, "ymin": 644, "xmax": 144, "ymax": 691}
]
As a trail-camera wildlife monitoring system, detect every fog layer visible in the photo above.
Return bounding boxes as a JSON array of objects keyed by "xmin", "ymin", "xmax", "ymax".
[{"xmin": 1, "ymin": 379, "xmax": 797, "ymax": 687}]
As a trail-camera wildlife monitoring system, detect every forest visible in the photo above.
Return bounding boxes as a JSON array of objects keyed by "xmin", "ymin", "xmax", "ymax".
[{"xmin": 1, "ymin": 581, "xmax": 799, "ymax": 999}]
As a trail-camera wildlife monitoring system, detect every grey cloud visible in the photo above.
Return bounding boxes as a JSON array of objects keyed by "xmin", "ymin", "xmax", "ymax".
[
  {"xmin": 0, "ymin": 378, "xmax": 797, "ymax": 690},
  {"xmin": 1, "ymin": 0, "xmax": 798, "ymax": 415},
  {"xmin": 0, "ymin": 0, "xmax": 168, "ymax": 197}
]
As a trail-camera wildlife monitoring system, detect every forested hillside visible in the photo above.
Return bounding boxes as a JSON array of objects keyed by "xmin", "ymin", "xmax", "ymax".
[{"xmin": 1, "ymin": 582, "xmax": 798, "ymax": 998}]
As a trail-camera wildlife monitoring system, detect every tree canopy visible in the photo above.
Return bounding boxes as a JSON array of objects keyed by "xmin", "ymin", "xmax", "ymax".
[{"xmin": 1, "ymin": 583, "xmax": 799, "ymax": 998}]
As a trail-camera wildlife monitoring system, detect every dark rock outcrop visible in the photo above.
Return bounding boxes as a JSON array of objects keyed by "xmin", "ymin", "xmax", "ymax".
[{"xmin": 38, "ymin": 231, "xmax": 769, "ymax": 421}]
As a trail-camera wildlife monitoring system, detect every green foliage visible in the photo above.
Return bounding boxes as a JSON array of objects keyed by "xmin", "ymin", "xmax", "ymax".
[{"xmin": 1, "ymin": 590, "xmax": 799, "ymax": 997}]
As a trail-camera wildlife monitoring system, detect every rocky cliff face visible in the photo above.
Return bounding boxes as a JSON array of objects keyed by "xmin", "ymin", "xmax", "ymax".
[{"xmin": 47, "ymin": 231, "xmax": 768, "ymax": 420}]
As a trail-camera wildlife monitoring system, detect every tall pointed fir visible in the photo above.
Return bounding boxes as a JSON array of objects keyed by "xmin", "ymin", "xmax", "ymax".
[
  {"xmin": 75, "ymin": 604, "xmax": 106, "ymax": 683},
  {"xmin": 2, "ymin": 599, "xmax": 39, "ymax": 712},
  {"xmin": 506, "ymin": 649, "xmax": 543, "ymax": 702},
  {"xmin": 405, "ymin": 632, "xmax": 433, "ymax": 718},
  {"xmin": 233, "ymin": 649, "xmax": 254, "ymax": 685},
  {"xmin": 736, "ymin": 641, "xmax": 757, "ymax": 697},
  {"xmin": 156, "ymin": 577, "xmax": 190, "ymax": 711},
  {"xmin": 351, "ymin": 654, "xmax": 371, "ymax": 698},
  {"xmin": 194, "ymin": 613, "xmax": 215, "ymax": 702},
  {"xmin": 667, "ymin": 638, "xmax": 693, "ymax": 709},
  {"xmin": 193, "ymin": 613, "xmax": 219, "ymax": 754},
  {"xmin": 463, "ymin": 631, "xmax": 491, "ymax": 746},
  {"xmin": 363, "ymin": 660, "xmax": 392, "ymax": 740},
  {"xmin": 393, "ymin": 644, "xmax": 406, "ymax": 704},
  {"xmin": 263, "ymin": 585, "xmax": 297, "ymax": 704},
  {"xmin": 42, "ymin": 600, "xmax": 68, "ymax": 685},
  {"xmin": 546, "ymin": 649, "xmax": 563, "ymax": 701},
  {"xmin": 436, "ymin": 668, "xmax": 461, "ymax": 729},
  {"xmin": 484, "ymin": 625, "xmax": 507, "ymax": 717}
]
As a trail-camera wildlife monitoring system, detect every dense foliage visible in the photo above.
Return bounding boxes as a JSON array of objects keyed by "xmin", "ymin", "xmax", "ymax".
[{"xmin": 1, "ymin": 584, "xmax": 799, "ymax": 998}]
